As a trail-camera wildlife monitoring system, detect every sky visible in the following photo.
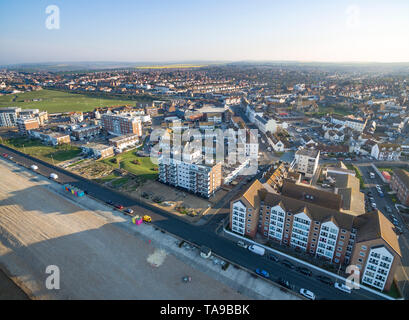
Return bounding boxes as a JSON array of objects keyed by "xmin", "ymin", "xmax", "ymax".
[{"xmin": 0, "ymin": 0, "xmax": 409, "ymax": 65}]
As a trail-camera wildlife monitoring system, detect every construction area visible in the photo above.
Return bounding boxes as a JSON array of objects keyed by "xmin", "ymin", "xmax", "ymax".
[{"xmin": 0, "ymin": 159, "xmax": 299, "ymax": 300}]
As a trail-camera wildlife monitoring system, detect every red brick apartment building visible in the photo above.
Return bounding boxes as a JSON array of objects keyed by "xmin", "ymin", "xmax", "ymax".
[
  {"xmin": 230, "ymin": 173, "xmax": 401, "ymax": 291},
  {"xmin": 17, "ymin": 118, "xmax": 39, "ymax": 135},
  {"xmin": 391, "ymin": 169, "xmax": 409, "ymax": 206},
  {"xmin": 101, "ymin": 113, "xmax": 142, "ymax": 137}
]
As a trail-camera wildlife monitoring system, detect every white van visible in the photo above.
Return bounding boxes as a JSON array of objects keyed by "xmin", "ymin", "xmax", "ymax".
[
  {"xmin": 248, "ymin": 245, "xmax": 265, "ymax": 256},
  {"xmin": 49, "ymin": 173, "xmax": 58, "ymax": 180}
]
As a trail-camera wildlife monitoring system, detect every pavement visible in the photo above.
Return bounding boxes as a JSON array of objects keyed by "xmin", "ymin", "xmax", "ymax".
[{"xmin": 0, "ymin": 144, "xmax": 392, "ymax": 300}]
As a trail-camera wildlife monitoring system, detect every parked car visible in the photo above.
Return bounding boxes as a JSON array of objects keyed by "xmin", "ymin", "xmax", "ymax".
[
  {"xmin": 395, "ymin": 226, "xmax": 403, "ymax": 235},
  {"xmin": 125, "ymin": 208, "xmax": 134, "ymax": 214},
  {"xmin": 385, "ymin": 206, "xmax": 392, "ymax": 213},
  {"xmin": 268, "ymin": 254, "xmax": 279, "ymax": 262},
  {"xmin": 300, "ymin": 288, "xmax": 316, "ymax": 300},
  {"xmin": 334, "ymin": 282, "xmax": 351, "ymax": 293},
  {"xmin": 114, "ymin": 204, "xmax": 124, "ymax": 210},
  {"xmin": 281, "ymin": 260, "xmax": 295, "ymax": 269},
  {"xmin": 296, "ymin": 267, "xmax": 312, "ymax": 276},
  {"xmin": 106, "ymin": 200, "xmax": 114, "ymax": 205},
  {"xmin": 316, "ymin": 275, "xmax": 334, "ymax": 286},
  {"xmin": 255, "ymin": 268, "xmax": 270, "ymax": 279},
  {"xmin": 237, "ymin": 241, "xmax": 248, "ymax": 249},
  {"xmin": 278, "ymin": 278, "xmax": 293, "ymax": 290},
  {"xmin": 30, "ymin": 164, "xmax": 39, "ymax": 171},
  {"xmin": 2, "ymin": 153, "xmax": 8, "ymax": 157}
]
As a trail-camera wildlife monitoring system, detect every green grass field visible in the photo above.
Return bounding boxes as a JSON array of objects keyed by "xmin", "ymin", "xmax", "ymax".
[
  {"xmin": 0, "ymin": 89, "xmax": 136, "ymax": 113},
  {"xmin": 101, "ymin": 151, "xmax": 158, "ymax": 182},
  {"xmin": 2, "ymin": 136, "xmax": 82, "ymax": 164}
]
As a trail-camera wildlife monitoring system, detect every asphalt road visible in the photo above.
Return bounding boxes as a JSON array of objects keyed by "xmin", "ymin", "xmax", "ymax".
[{"xmin": 0, "ymin": 144, "xmax": 388, "ymax": 300}]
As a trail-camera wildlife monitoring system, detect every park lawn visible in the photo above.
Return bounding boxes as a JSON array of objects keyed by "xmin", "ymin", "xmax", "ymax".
[
  {"xmin": 2, "ymin": 136, "xmax": 82, "ymax": 164},
  {"xmin": 0, "ymin": 89, "xmax": 135, "ymax": 113},
  {"xmin": 101, "ymin": 151, "xmax": 158, "ymax": 182}
]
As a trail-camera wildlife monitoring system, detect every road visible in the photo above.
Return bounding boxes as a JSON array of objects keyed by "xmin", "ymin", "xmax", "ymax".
[{"xmin": 0, "ymin": 144, "xmax": 389, "ymax": 300}]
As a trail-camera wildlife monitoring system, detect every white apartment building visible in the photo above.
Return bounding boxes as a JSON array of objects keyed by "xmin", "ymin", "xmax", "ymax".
[
  {"xmin": 331, "ymin": 116, "xmax": 367, "ymax": 132},
  {"xmin": 294, "ymin": 148, "xmax": 320, "ymax": 178},
  {"xmin": 246, "ymin": 105, "xmax": 264, "ymax": 123},
  {"xmin": 371, "ymin": 143, "xmax": 402, "ymax": 161},
  {"xmin": 158, "ymin": 156, "xmax": 222, "ymax": 198},
  {"xmin": 0, "ymin": 107, "xmax": 21, "ymax": 127}
]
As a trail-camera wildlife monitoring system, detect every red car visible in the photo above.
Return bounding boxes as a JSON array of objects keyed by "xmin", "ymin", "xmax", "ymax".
[
  {"xmin": 114, "ymin": 204, "xmax": 124, "ymax": 210},
  {"xmin": 2, "ymin": 153, "xmax": 8, "ymax": 157}
]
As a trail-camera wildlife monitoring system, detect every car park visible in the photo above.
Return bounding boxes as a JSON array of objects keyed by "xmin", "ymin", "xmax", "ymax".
[
  {"xmin": 300, "ymin": 288, "xmax": 316, "ymax": 300},
  {"xmin": 255, "ymin": 268, "xmax": 270, "ymax": 279},
  {"xmin": 316, "ymin": 275, "xmax": 334, "ymax": 286}
]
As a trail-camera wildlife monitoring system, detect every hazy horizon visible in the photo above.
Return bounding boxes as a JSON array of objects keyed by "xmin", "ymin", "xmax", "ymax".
[{"xmin": 1, "ymin": 0, "xmax": 409, "ymax": 65}]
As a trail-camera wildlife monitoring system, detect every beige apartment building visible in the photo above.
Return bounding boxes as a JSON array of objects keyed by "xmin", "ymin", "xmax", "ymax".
[{"xmin": 229, "ymin": 169, "xmax": 401, "ymax": 292}]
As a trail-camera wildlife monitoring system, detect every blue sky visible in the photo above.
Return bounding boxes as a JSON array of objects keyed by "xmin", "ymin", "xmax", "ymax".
[{"xmin": 0, "ymin": 0, "xmax": 408, "ymax": 64}]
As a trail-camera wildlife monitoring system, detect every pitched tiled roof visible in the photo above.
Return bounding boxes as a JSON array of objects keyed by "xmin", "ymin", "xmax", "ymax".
[
  {"xmin": 261, "ymin": 192, "xmax": 355, "ymax": 230},
  {"xmin": 354, "ymin": 210, "xmax": 402, "ymax": 257},
  {"xmin": 281, "ymin": 181, "xmax": 342, "ymax": 211}
]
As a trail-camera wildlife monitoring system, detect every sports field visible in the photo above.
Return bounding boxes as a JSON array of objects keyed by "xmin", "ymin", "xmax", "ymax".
[{"xmin": 0, "ymin": 89, "xmax": 136, "ymax": 113}]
